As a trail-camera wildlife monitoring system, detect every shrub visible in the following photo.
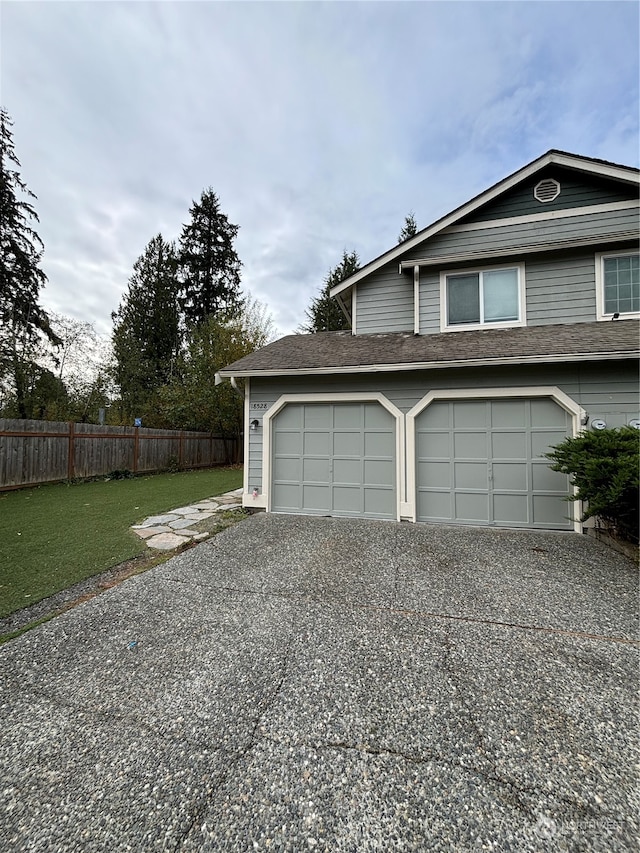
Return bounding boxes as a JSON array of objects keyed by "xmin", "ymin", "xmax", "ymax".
[{"xmin": 546, "ymin": 427, "xmax": 639, "ymax": 543}]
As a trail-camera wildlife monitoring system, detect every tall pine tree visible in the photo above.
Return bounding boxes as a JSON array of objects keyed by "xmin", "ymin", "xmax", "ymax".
[
  {"xmin": 0, "ymin": 108, "xmax": 60, "ymax": 417},
  {"xmin": 178, "ymin": 189, "xmax": 243, "ymax": 326},
  {"xmin": 301, "ymin": 250, "xmax": 359, "ymax": 333},
  {"xmin": 112, "ymin": 234, "xmax": 181, "ymax": 423}
]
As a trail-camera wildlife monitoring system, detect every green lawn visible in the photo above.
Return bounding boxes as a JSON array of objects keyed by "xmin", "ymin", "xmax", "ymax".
[{"xmin": 0, "ymin": 467, "xmax": 242, "ymax": 618}]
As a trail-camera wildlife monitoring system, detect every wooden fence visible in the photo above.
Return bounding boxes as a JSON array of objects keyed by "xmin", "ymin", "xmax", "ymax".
[{"xmin": 0, "ymin": 419, "xmax": 242, "ymax": 491}]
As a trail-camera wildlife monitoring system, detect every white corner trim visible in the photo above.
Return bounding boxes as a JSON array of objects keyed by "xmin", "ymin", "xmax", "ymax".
[
  {"xmin": 243, "ymin": 378, "xmax": 250, "ymax": 497},
  {"xmin": 405, "ymin": 386, "xmax": 585, "ymax": 532},
  {"xmin": 413, "ymin": 265, "xmax": 420, "ymax": 335},
  {"xmin": 439, "ymin": 262, "xmax": 527, "ymax": 333},
  {"xmin": 595, "ymin": 249, "xmax": 640, "ymax": 322},
  {"xmin": 262, "ymin": 392, "xmax": 406, "ymax": 521}
]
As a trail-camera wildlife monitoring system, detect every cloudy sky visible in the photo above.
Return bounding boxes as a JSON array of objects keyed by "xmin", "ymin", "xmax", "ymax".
[{"xmin": 2, "ymin": 0, "xmax": 639, "ymax": 338}]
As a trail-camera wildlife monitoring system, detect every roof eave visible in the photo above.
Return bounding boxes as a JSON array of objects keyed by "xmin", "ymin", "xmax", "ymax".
[{"xmin": 219, "ymin": 348, "xmax": 639, "ymax": 379}]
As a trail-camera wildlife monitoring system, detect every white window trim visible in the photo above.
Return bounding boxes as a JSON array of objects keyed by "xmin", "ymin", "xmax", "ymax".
[
  {"xmin": 262, "ymin": 393, "xmax": 405, "ymax": 520},
  {"xmin": 405, "ymin": 387, "xmax": 585, "ymax": 532},
  {"xmin": 440, "ymin": 262, "xmax": 526, "ymax": 332},
  {"xmin": 595, "ymin": 250, "xmax": 640, "ymax": 321}
]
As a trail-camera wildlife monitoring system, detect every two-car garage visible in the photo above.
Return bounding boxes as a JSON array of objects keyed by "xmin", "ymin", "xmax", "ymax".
[{"xmin": 267, "ymin": 390, "xmax": 576, "ymax": 530}]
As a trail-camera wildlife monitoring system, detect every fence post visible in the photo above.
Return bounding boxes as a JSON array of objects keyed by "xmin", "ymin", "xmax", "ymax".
[
  {"xmin": 67, "ymin": 422, "xmax": 75, "ymax": 480},
  {"xmin": 133, "ymin": 427, "xmax": 139, "ymax": 473},
  {"xmin": 179, "ymin": 431, "xmax": 184, "ymax": 470}
]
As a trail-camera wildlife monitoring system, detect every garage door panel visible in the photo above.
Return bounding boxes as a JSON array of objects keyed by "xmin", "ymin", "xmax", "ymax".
[
  {"xmin": 454, "ymin": 431, "xmax": 487, "ymax": 459},
  {"xmin": 416, "ymin": 397, "xmax": 573, "ymax": 529},
  {"xmin": 493, "ymin": 494, "xmax": 529, "ymax": 524},
  {"xmin": 454, "ymin": 401, "xmax": 487, "ymax": 428},
  {"xmin": 272, "ymin": 402, "xmax": 396, "ymax": 519},
  {"xmin": 531, "ymin": 430, "xmax": 567, "ymax": 458},
  {"xmin": 493, "ymin": 462, "xmax": 528, "ymax": 490},
  {"xmin": 302, "ymin": 457, "xmax": 330, "ymax": 482},
  {"xmin": 531, "ymin": 462, "xmax": 568, "ymax": 491},
  {"xmin": 455, "ymin": 492, "xmax": 488, "ymax": 521},
  {"xmin": 333, "ymin": 458, "xmax": 360, "ymax": 484},
  {"xmin": 491, "ymin": 432, "xmax": 526, "ymax": 458},
  {"xmin": 334, "ymin": 431, "xmax": 361, "ymax": 456},
  {"xmin": 333, "ymin": 486, "xmax": 360, "ymax": 512},
  {"xmin": 531, "ymin": 399, "xmax": 569, "ymax": 428},
  {"xmin": 421, "ymin": 405, "xmax": 450, "ymax": 429},
  {"xmin": 454, "ymin": 461, "xmax": 487, "ymax": 490},
  {"xmin": 364, "ymin": 458, "xmax": 394, "ymax": 486},
  {"xmin": 276, "ymin": 457, "xmax": 300, "ymax": 481},
  {"xmin": 533, "ymin": 494, "xmax": 570, "ymax": 525},
  {"xmin": 417, "ymin": 431, "xmax": 449, "ymax": 457},
  {"xmin": 302, "ymin": 484, "xmax": 330, "ymax": 511},
  {"xmin": 304, "ymin": 405, "xmax": 331, "ymax": 428},
  {"xmin": 364, "ymin": 404, "xmax": 393, "ymax": 430},
  {"xmin": 364, "ymin": 488, "xmax": 395, "ymax": 517},
  {"xmin": 419, "ymin": 460, "xmax": 450, "ymax": 489},
  {"xmin": 273, "ymin": 483, "xmax": 300, "ymax": 510},
  {"xmin": 303, "ymin": 431, "xmax": 330, "ymax": 455},
  {"xmin": 418, "ymin": 490, "xmax": 450, "ymax": 519},
  {"xmin": 491, "ymin": 400, "xmax": 526, "ymax": 428},
  {"xmin": 275, "ymin": 431, "xmax": 301, "ymax": 455},
  {"xmin": 332, "ymin": 405, "xmax": 362, "ymax": 428}
]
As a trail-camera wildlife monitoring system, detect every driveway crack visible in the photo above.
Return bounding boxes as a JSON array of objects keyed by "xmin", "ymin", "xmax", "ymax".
[{"xmin": 170, "ymin": 624, "xmax": 296, "ymax": 852}]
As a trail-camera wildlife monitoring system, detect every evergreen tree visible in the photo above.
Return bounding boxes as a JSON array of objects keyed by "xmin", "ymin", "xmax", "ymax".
[
  {"xmin": 111, "ymin": 234, "xmax": 180, "ymax": 423},
  {"xmin": 398, "ymin": 211, "xmax": 418, "ymax": 243},
  {"xmin": 0, "ymin": 107, "xmax": 60, "ymax": 417},
  {"xmin": 301, "ymin": 250, "xmax": 359, "ymax": 333},
  {"xmin": 178, "ymin": 188, "xmax": 243, "ymax": 325}
]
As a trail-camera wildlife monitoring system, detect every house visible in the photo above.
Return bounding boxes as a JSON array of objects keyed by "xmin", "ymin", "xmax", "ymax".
[{"xmin": 219, "ymin": 150, "xmax": 640, "ymax": 532}]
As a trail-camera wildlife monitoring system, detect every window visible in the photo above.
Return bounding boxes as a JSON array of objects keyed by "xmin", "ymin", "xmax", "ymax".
[
  {"xmin": 596, "ymin": 252, "xmax": 640, "ymax": 320},
  {"xmin": 441, "ymin": 264, "xmax": 525, "ymax": 331}
]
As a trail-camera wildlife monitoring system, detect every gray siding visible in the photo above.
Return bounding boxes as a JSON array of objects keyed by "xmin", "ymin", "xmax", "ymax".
[
  {"xmin": 246, "ymin": 361, "xmax": 639, "ymax": 497},
  {"xmin": 419, "ymin": 251, "xmax": 600, "ymax": 333},
  {"xmin": 461, "ymin": 168, "xmax": 638, "ymax": 222},
  {"xmin": 355, "ymin": 261, "xmax": 413, "ymax": 333},
  {"xmin": 403, "ymin": 207, "xmax": 638, "ymax": 262},
  {"xmin": 526, "ymin": 252, "xmax": 596, "ymax": 325},
  {"xmin": 360, "ymin": 209, "xmax": 638, "ymax": 337}
]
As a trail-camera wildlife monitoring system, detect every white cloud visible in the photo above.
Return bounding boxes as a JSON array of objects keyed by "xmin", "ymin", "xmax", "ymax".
[{"xmin": 2, "ymin": 0, "xmax": 638, "ymax": 338}]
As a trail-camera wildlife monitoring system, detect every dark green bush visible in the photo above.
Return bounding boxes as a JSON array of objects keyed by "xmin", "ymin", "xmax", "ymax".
[{"xmin": 546, "ymin": 426, "xmax": 639, "ymax": 543}]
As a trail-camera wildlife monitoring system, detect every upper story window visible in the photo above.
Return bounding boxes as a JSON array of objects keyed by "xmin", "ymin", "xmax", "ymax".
[
  {"xmin": 440, "ymin": 263, "xmax": 526, "ymax": 332},
  {"xmin": 595, "ymin": 251, "xmax": 640, "ymax": 320}
]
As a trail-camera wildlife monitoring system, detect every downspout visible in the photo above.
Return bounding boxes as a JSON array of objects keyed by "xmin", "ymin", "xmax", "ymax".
[{"xmin": 214, "ymin": 372, "xmax": 244, "ymax": 399}]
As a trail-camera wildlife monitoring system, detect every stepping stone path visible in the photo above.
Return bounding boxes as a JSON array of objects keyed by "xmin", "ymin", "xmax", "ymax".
[{"xmin": 131, "ymin": 488, "xmax": 244, "ymax": 551}]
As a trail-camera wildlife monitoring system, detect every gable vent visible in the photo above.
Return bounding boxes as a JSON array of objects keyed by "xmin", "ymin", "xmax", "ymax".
[{"xmin": 534, "ymin": 178, "xmax": 561, "ymax": 203}]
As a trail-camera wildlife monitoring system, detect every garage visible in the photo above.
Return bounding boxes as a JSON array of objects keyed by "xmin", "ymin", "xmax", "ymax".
[
  {"xmin": 414, "ymin": 396, "xmax": 573, "ymax": 529},
  {"xmin": 271, "ymin": 401, "xmax": 397, "ymax": 519}
]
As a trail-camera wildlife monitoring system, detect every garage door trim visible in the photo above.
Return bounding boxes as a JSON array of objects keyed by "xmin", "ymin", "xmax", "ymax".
[
  {"xmin": 406, "ymin": 386, "xmax": 584, "ymax": 531},
  {"xmin": 263, "ymin": 393, "xmax": 405, "ymax": 520}
]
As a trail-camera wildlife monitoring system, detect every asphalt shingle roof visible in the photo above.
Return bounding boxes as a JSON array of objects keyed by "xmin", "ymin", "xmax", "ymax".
[{"xmin": 220, "ymin": 319, "xmax": 640, "ymax": 377}]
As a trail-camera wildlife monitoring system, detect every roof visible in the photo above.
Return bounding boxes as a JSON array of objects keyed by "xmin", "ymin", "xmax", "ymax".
[
  {"xmin": 219, "ymin": 319, "xmax": 640, "ymax": 378},
  {"xmin": 330, "ymin": 150, "xmax": 640, "ymax": 299}
]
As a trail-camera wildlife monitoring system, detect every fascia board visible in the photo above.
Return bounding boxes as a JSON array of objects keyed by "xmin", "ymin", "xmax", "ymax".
[
  {"xmin": 330, "ymin": 152, "xmax": 639, "ymax": 299},
  {"xmin": 219, "ymin": 349, "xmax": 639, "ymax": 379}
]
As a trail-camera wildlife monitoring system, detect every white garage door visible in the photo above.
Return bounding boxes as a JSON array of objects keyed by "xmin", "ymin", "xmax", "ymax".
[
  {"xmin": 272, "ymin": 402, "xmax": 396, "ymax": 519},
  {"xmin": 415, "ymin": 397, "xmax": 573, "ymax": 529}
]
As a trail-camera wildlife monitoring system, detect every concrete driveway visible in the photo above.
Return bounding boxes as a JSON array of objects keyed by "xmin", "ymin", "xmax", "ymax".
[{"xmin": 1, "ymin": 514, "xmax": 637, "ymax": 852}]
